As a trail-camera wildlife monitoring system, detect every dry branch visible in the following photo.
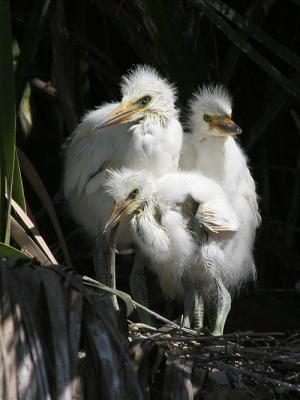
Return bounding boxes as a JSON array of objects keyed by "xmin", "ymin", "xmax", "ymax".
[{"xmin": 0, "ymin": 260, "xmax": 142, "ymax": 399}]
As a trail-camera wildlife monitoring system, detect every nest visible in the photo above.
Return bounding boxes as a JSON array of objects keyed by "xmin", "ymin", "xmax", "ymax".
[
  {"xmin": 130, "ymin": 327, "xmax": 300, "ymax": 399},
  {"xmin": 1, "ymin": 258, "xmax": 299, "ymax": 399}
]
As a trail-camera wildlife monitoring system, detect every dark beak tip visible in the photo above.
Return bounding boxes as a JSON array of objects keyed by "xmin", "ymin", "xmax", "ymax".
[
  {"xmin": 103, "ymin": 225, "xmax": 112, "ymax": 234},
  {"xmin": 93, "ymin": 124, "xmax": 100, "ymax": 132},
  {"xmin": 93, "ymin": 119, "xmax": 108, "ymax": 131}
]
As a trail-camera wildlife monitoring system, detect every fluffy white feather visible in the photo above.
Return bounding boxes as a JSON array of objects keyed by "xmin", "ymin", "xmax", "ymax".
[
  {"xmin": 189, "ymin": 85, "xmax": 232, "ymax": 127},
  {"xmin": 63, "ymin": 66, "xmax": 183, "ymax": 247},
  {"xmin": 181, "ymin": 84, "xmax": 261, "ymax": 291},
  {"xmin": 104, "ymin": 169, "xmax": 240, "ymax": 299},
  {"xmin": 121, "ymin": 65, "xmax": 178, "ymax": 121}
]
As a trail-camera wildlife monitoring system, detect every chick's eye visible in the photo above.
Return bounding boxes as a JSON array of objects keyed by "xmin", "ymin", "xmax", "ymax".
[
  {"xmin": 129, "ymin": 189, "xmax": 139, "ymax": 199},
  {"xmin": 140, "ymin": 95, "xmax": 151, "ymax": 106},
  {"xmin": 203, "ymin": 114, "xmax": 212, "ymax": 123}
]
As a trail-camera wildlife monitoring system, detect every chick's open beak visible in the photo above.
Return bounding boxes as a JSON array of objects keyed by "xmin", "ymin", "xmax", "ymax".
[
  {"xmin": 94, "ymin": 101, "xmax": 145, "ymax": 130},
  {"xmin": 211, "ymin": 116, "xmax": 242, "ymax": 136},
  {"xmin": 104, "ymin": 199, "xmax": 137, "ymax": 233}
]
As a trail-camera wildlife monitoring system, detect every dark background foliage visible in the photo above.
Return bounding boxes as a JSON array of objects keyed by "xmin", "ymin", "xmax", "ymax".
[{"xmin": 10, "ymin": 0, "xmax": 300, "ymax": 330}]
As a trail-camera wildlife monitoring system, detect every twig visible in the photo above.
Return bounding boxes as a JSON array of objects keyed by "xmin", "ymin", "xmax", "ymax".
[
  {"xmin": 83, "ymin": 276, "xmax": 197, "ymax": 335},
  {"xmin": 213, "ymin": 361, "xmax": 300, "ymax": 393},
  {"xmin": 132, "ymin": 301, "xmax": 197, "ymax": 334}
]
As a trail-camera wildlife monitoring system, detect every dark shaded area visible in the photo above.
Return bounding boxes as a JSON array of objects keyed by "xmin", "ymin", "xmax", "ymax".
[
  {"xmin": 10, "ymin": 1, "xmax": 300, "ymax": 330},
  {"xmin": 228, "ymin": 291, "xmax": 300, "ymax": 332},
  {"xmin": 0, "ymin": 259, "xmax": 142, "ymax": 399},
  {"xmin": 130, "ymin": 330, "xmax": 300, "ymax": 399}
]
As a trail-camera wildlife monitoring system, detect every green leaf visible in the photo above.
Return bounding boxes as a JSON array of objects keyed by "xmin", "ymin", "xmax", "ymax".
[
  {"xmin": 12, "ymin": 151, "xmax": 26, "ymax": 212},
  {"xmin": 94, "ymin": 1, "xmax": 155, "ymax": 63},
  {"xmin": 0, "ymin": 0, "xmax": 27, "ymax": 246},
  {"xmin": 14, "ymin": 0, "xmax": 51, "ymax": 106},
  {"xmin": 17, "ymin": 148, "xmax": 72, "ymax": 267},
  {"xmin": 289, "ymin": 0, "xmax": 300, "ymax": 7},
  {"xmin": 0, "ymin": 241, "xmax": 30, "ymax": 259},
  {"xmin": 0, "ymin": 164, "xmax": 6, "ymax": 241},
  {"xmin": 19, "ymin": 82, "xmax": 32, "ymax": 137},
  {"xmin": 221, "ymin": 2, "xmax": 267, "ymax": 83},
  {"xmin": 10, "ymin": 216, "xmax": 52, "ymax": 266},
  {"xmin": 0, "ymin": 0, "xmax": 16, "ymax": 243},
  {"xmin": 246, "ymin": 87, "xmax": 292, "ymax": 150},
  {"xmin": 83, "ymin": 276, "xmax": 135, "ymax": 317},
  {"xmin": 11, "ymin": 197, "xmax": 57, "ymax": 264},
  {"xmin": 210, "ymin": 0, "xmax": 300, "ymax": 74},
  {"xmin": 198, "ymin": 1, "xmax": 300, "ymax": 100}
]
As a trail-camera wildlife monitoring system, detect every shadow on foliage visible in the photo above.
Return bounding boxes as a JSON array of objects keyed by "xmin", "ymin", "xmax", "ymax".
[{"xmin": 0, "ymin": 259, "xmax": 142, "ymax": 399}]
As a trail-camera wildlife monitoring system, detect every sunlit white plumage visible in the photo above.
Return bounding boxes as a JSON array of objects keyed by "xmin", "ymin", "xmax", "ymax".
[
  {"xmin": 104, "ymin": 168, "xmax": 240, "ymax": 333},
  {"xmin": 63, "ymin": 66, "xmax": 183, "ymax": 246},
  {"xmin": 181, "ymin": 85, "xmax": 261, "ymax": 290}
]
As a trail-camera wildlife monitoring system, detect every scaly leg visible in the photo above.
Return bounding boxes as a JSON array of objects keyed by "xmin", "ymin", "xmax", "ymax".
[
  {"xmin": 93, "ymin": 224, "xmax": 119, "ymax": 310},
  {"xmin": 193, "ymin": 293, "xmax": 205, "ymax": 331},
  {"xmin": 129, "ymin": 247, "xmax": 152, "ymax": 325},
  {"xmin": 205, "ymin": 270, "xmax": 231, "ymax": 336},
  {"xmin": 181, "ymin": 277, "xmax": 197, "ymax": 329}
]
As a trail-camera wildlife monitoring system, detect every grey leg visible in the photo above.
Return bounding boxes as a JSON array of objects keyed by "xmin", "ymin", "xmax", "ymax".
[
  {"xmin": 205, "ymin": 270, "xmax": 231, "ymax": 336},
  {"xmin": 193, "ymin": 293, "xmax": 205, "ymax": 331},
  {"xmin": 181, "ymin": 277, "xmax": 196, "ymax": 329},
  {"xmin": 93, "ymin": 224, "xmax": 119, "ymax": 310},
  {"xmin": 129, "ymin": 247, "xmax": 152, "ymax": 325}
]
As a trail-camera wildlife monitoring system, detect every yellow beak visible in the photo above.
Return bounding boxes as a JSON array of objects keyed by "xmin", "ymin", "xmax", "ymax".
[
  {"xmin": 94, "ymin": 101, "xmax": 146, "ymax": 130},
  {"xmin": 103, "ymin": 199, "xmax": 137, "ymax": 233},
  {"xmin": 211, "ymin": 116, "xmax": 242, "ymax": 136}
]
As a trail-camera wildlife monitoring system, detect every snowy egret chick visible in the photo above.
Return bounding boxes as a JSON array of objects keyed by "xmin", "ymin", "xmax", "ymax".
[
  {"xmin": 182, "ymin": 85, "xmax": 261, "ymax": 291},
  {"xmin": 63, "ymin": 65, "xmax": 182, "ymax": 246},
  {"xmin": 104, "ymin": 169, "xmax": 240, "ymax": 334}
]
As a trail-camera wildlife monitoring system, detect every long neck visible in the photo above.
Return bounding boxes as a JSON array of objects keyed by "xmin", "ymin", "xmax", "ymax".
[
  {"xmin": 193, "ymin": 135, "xmax": 248, "ymax": 201},
  {"xmin": 193, "ymin": 135, "xmax": 227, "ymax": 180},
  {"xmin": 131, "ymin": 202, "xmax": 171, "ymax": 263},
  {"xmin": 131, "ymin": 116, "xmax": 182, "ymax": 177}
]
